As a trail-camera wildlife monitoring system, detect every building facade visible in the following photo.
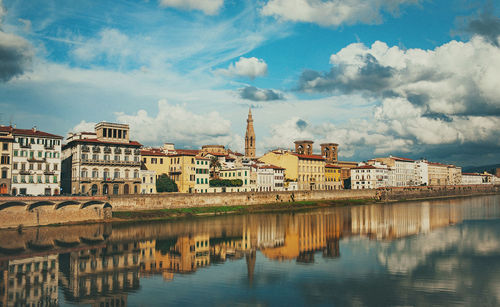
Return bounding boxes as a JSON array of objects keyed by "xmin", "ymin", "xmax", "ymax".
[
  {"xmin": 140, "ymin": 169, "xmax": 157, "ymax": 194},
  {"xmin": 325, "ymin": 164, "xmax": 342, "ymax": 190},
  {"xmin": 0, "ymin": 127, "xmax": 13, "ymax": 194},
  {"xmin": 428, "ymin": 162, "xmax": 449, "ymax": 186},
  {"xmin": 9, "ymin": 127, "xmax": 63, "ymax": 196},
  {"xmin": 195, "ymin": 156, "xmax": 210, "ymax": 193},
  {"xmin": 62, "ymin": 122, "xmax": 142, "ymax": 195},
  {"xmin": 351, "ymin": 164, "xmax": 389, "ymax": 189},
  {"xmin": 461, "ymin": 173, "xmax": 483, "ymax": 185}
]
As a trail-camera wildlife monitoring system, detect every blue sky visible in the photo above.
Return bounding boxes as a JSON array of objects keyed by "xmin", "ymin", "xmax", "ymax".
[{"xmin": 1, "ymin": 0, "xmax": 500, "ymax": 166}]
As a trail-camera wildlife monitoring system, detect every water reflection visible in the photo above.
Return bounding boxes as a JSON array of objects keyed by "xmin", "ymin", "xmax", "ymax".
[{"xmin": 0, "ymin": 195, "xmax": 499, "ymax": 306}]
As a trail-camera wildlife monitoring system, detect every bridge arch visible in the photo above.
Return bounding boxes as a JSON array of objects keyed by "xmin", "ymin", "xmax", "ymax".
[
  {"xmin": 54, "ymin": 201, "xmax": 80, "ymax": 210},
  {"xmin": 0, "ymin": 201, "xmax": 26, "ymax": 211},
  {"xmin": 27, "ymin": 201, "xmax": 55, "ymax": 211},
  {"xmin": 80, "ymin": 200, "xmax": 105, "ymax": 209}
]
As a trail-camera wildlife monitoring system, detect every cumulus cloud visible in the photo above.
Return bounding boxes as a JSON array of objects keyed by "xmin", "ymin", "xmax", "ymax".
[
  {"xmin": 115, "ymin": 99, "xmax": 243, "ymax": 151},
  {"xmin": 0, "ymin": 30, "xmax": 33, "ymax": 82},
  {"xmin": 69, "ymin": 120, "xmax": 96, "ymax": 135},
  {"xmin": 299, "ymin": 37, "xmax": 500, "ymax": 117},
  {"xmin": 216, "ymin": 57, "xmax": 268, "ymax": 79},
  {"xmin": 159, "ymin": 0, "xmax": 224, "ymax": 15},
  {"xmin": 239, "ymin": 86, "xmax": 284, "ymax": 101},
  {"xmin": 261, "ymin": 0, "xmax": 421, "ymax": 27}
]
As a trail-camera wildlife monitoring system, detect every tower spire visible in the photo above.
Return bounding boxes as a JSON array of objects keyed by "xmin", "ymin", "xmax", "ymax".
[{"xmin": 245, "ymin": 107, "xmax": 256, "ymax": 158}]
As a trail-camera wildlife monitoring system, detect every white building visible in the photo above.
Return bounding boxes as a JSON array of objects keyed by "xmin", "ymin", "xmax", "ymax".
[
  {"xmin": 256, "ymin": 165, "xmax": 274, "ymax": 192},
  {"xmin": 62, "ymin": 122, "xmax": 142, "ymax": 195},
  {"xmin": 461, "ymin": 173, "xmax": 483, "ymax": 185},
  {"xmin": 140, "ymin": 169, "xmax": 156, "ymax": 194},
  {"xmin": 414, "ymin": 160, "xmax": 429, "ymax": 186},
  {"xmin": 10, "ymin": 127, "xmax": 63, "ymax": 196},
  {"xmin": 351, "ymin": 164, "xmax": 389, "ymax": 190},
  {"xmin": 374, "ymin": 156, "xmax": 417, "ymax": 187}
]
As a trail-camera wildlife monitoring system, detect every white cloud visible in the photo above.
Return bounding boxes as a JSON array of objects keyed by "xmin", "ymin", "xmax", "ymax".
[
  {"xmin": 115, "ymin": 99, "xmax": 244, "ymax": 151},
  {"xmin": 261, "ymin": 0, "xmax": 420, "ymax": 27},
  {"xmin": 216, "ymin": 57, "xmax": 268, "ymax": 79},
  {"xmin": 70, "ymin": 120, "xmax": 96, "ymax": 134},
  {"xmin": 72, "ymin": 28, "xmax": 132, "ymax": 63},
  {"xmin": 159, "ymin": 0, "xmax": 224, "ymax": 15}
]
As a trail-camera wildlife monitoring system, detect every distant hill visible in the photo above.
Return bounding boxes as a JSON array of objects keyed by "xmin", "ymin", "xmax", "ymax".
[{"xmin": 462, "ymin": 164, "xmax": 500, "ymax": 174}]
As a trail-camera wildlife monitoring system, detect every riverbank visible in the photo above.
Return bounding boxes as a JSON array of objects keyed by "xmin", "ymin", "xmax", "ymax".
[{"xmin": 111, "ymin": 199, "xmax": 372, "ymax": 223}]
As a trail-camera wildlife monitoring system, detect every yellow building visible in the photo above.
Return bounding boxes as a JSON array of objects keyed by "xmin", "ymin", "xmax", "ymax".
[
  {"xmin": 325, "ymin": 164, "xmax": 342, "ymax": 190},
  {"xmin": 168, "ymin": 149, "xmax": 199, "ymax": 193},
  {"xmin": 259, "ymin": 150, "xmax": 299, "ymax": 181},
  {"xmin": 219, "ymin": 167, "xmax": 251, "ymax": 191},
  {"xmin": 428, "ymin": 162, "xmax": 449, "ymax": 186},
  {"xmin": 259, "ymin": 149, "xmax": 326, "ymax": 190},
  {"xmin": 141, "ymin": 149, "xmax": 170, "ymax": 178}
]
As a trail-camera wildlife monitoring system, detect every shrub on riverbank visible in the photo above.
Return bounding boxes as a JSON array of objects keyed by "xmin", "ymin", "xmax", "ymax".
[{"xmin": 209, "ymin": 179, "xmax": 243, "ymax": 187}]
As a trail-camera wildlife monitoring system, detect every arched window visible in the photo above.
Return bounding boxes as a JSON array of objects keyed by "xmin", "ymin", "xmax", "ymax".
[
  {"xmin": 134, "ymin": 170, "xmax": 139, "ymax": 178},
  {"xmin": 113, "ymin": 184, "xmax": 119, "ymax": 195},
  {"xmin": 124, "ymin": 184, "xmax": 129, "ymax": 194},
  {"xmin": 12, "ymin": 188, "xmax": 17, "ymax": 196},
  {"xmin": 134, "ymin": 185, "xmax": 138, "ymax": 194},
  {"xmin": 91, "ymin": 184, "xmax": 98, "ymax": 196},
  {"xmin": 103, "ymin": 184, "xmax": 109, "ymax": 195}
]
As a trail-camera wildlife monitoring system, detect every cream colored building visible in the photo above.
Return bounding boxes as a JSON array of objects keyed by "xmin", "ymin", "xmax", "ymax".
[
  {"xmin": 462, "ymin": 173, "xmax": 483, "ymax": 185},
  {"xmin": 351, "ymin": 164, "xmax": 389, "ymax": 189},
  {"xmin": 219, "ymin": 167, "xmax": 251, "ymax": 192},
  {"xmin": 428, "ymin": 162, "xmax": 449, "ymax": 186},
  {"xmin": 62, "ymin": 122, "xmax": 142, "ymax": 195},
  {"xmin": 141, "ymin": 168, "xmax": 157, "ymax": 194},
  {"xmin": 141, "ymin": 148, "xmax": 170, "ymax": 178},
  {"xmin": 195, "ymin": 156, "xmax": 210, "ymax": 193},
  {"xmin": 447, "ymin": 165, "xmax": 462, "ymax": 185},
  {"xmin": 374, "ymin": 156, "xmax": 416, "ymax": 187}
]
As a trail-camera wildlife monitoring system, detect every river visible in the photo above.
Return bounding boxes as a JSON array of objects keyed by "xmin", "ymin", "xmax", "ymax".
[{"xmin": 1, "ymin": 194, "xmax": 500, "ymax": 306}]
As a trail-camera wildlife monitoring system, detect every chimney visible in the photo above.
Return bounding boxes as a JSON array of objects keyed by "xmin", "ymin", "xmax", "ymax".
[{"xmin": 33, "ymin": 126, "xmax": 37, "ymax": 132}]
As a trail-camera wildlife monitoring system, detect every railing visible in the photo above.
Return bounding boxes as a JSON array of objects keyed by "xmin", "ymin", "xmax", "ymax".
[
  {"xmin": 80, "ymin": 159, "xmax": 141, "ymax": 166},
  {"xmin": 19, "ymin": 144, "xmax": 31, "ymax": 149},
  {"xmin": 27, "ymin": 157, "xmax": 46, "ymax": 163},
  {"xmin": 44, "ymin": 144, "xmax": 54, "ymax": 150}
]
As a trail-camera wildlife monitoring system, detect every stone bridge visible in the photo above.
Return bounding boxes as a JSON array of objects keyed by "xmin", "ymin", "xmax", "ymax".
[{"xmin": 0, "ymin": 196, "xmax": 112, "ymax": 228}]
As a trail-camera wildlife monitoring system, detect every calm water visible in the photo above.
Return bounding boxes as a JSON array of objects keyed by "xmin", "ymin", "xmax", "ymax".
[{"xmin": 1, "ymin": 195, "xmax": 500, "ymax": 306}]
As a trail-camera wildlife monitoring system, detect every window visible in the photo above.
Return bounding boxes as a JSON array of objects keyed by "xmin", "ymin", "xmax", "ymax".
[
  {"xmin": 1, "ymin": 169, "xmax": 7, "ymax": 179},
  {"xmin": 29, "ymin": 176, "xmax": 34, "ymax": 183},
  {"xmin": 81, "ymin": 169, "xmax": 88, "ymax": 178},
  {"xmin": 92, "ymin": 169, "xmax": 98, "ymax": 178},
  {"xmin": 37, "ymin": 175, "xmax": 42, "ymax": 183},
  {"xmin": 13, "ymin": 176, "xmax": 17, "ymax": 183},
  {"xmin": 45, "ymin": 176, "xmax": 50, "ymax": 183},
  {"xmin": 13, "ymin": 150, "xmax": 18, "ymax": 156},
  {"xmin": 115, "ymin": 156, "xmax": 120, "ymax": 162},
  {"xmin": 53, "ymin": 176, "xmax": 57, "ymax": 183},
  {"xmin": 2, "ymin": 143, "xmax": 7, "ymax": 151},
  {"xmin": 114, "ymin": 169, "xmax": 120, "ymax": 179}
]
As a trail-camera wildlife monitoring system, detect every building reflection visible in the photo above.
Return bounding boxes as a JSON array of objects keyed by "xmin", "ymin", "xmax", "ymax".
[
  {"xmin": 1, "ymin": 196, "xmax": 498, "ymax": 305},
  {"xmin": 58, "ymin": 242, "xmax": 140, "ymax": 307},
  {"xmin": 0, "ymin": 254, "xmax": 58, "ymax": 307}
]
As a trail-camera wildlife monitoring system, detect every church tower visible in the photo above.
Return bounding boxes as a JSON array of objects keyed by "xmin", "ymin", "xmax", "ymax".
[{"xmin": 245, "ymin": 108, "xmax": 256, "ymax": 158}]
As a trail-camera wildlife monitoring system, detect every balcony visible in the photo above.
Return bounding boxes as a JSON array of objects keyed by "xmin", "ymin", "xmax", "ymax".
[
  {"xmin": 124, "ymin": 149, "xmax": 132, "ymax": 155},
  {"xmin": 81, "ymin": 146, "xmax": 90, "ymax": 153},
  {"xmin": 92, "ymin": 146, "xmax": 101, "ymax": 153},
  {"xmin": 80, "ymin": 159, "xmax": 141, "ymax": 167},
  {"xmin": 27, "ymin": 157, "xmax": 46, "ymax": 163},
  {"xmin": 44, "ymin": 170, "xmax": 55, "ymax": 175},
  {"xmin": 44, "ymin": 144, "xmax": 55, "ymax": 150},
  {"xmin": 19, "ymin": 170, "xmax": 31, "ymax": 175},
  {"xmin": 20, "ymin": 144, "xmax": 31, "ymax": 149}
]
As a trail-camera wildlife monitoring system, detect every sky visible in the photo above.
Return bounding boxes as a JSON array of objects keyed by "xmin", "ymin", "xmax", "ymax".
[{"xmin": 1, "ymin": 0, "xmax": 500, "ymax": 166}]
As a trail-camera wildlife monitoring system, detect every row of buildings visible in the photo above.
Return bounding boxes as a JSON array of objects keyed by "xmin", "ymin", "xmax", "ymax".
[{"xmin": 0, "ymin": 109, "xmax": 498, "ymax": 196}]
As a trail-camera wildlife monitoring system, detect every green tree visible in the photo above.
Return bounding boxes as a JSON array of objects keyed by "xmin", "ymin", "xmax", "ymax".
[
  {"xmin": 209, "ymin": 156, "xmax": 221, "ymax": 178},
  {"xmin": 156, "ymin": 174, "xmax": 178, "ymax": 192}
]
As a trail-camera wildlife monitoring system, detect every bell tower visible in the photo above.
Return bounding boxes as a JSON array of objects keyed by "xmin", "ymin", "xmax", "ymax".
[
  {"xmin": 320, "ymin": 143, "xmax": 338, "ymax": 163},
  {"xmin": 245, "ymin": 108, "xmax": 256, "ymax": 158}
]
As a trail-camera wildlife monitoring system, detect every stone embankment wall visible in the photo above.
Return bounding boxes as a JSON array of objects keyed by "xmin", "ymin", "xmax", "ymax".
[
  {"xmin": 376, "ymin": 185, "xmax": 500, "ymax": 202},
  {"xmin": 109, "ymin": 189, "xmax": 376, "ymax": 211},
  {"xmin": 110, "ymin": 185, "xmax": 500, "ymax": 212}
]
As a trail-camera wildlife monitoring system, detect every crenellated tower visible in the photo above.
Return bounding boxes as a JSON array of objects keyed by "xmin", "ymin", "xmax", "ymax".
[{"xmin": 245, "ymin": 108, "xmax": 256, "ymax": 158}]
